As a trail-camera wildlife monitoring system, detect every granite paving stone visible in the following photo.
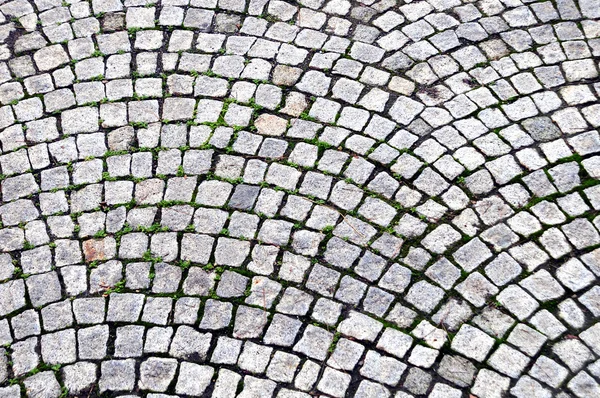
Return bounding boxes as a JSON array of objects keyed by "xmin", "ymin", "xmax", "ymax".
[{"xmin": 0, "ymin": 0, "xmax": 599, "ymax": 396}]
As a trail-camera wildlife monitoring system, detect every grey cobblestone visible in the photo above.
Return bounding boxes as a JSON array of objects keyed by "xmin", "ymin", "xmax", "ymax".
[{"xmin": 0, "ymin": 1, "xmax": 598, "ymax": 396}]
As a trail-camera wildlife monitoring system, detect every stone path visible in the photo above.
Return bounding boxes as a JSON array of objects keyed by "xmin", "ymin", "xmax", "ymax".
[{"xmin": 0, "ymin": 0, "xmax": 599, "ymax": 397}]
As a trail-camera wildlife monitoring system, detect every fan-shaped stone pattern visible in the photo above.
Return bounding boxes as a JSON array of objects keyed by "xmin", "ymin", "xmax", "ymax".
[{"xmin": 0, "ymin": 0, "xmax": 599, "ymax": 397}]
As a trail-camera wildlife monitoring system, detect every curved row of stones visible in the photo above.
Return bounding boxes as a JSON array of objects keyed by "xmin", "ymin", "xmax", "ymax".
[{"xmin": 0, "ymin": 0, "xmax": 600, "ymax": 397}]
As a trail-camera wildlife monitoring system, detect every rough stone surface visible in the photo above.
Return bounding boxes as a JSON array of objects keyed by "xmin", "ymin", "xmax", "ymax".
[{"xmin": 0, "ymin": 1, "xmax": 598, "ymax": 396}]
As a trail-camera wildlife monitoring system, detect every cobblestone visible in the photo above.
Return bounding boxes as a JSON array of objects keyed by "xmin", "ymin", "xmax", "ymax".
[{"xmin": 0, "ymin": 0, "xmax": 599, "ymax": 396}]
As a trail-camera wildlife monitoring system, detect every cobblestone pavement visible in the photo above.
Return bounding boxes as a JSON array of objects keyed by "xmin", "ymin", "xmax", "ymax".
[{"xmin": 0, "ymin": 0, "xmax": 599, "ymax": 397}]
